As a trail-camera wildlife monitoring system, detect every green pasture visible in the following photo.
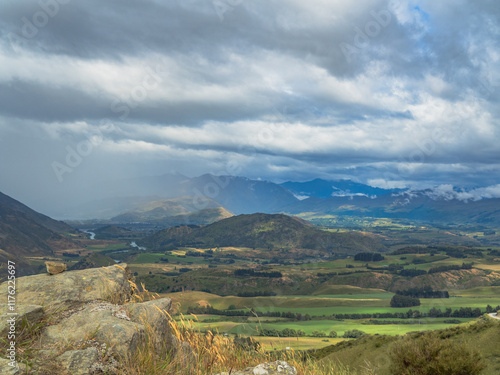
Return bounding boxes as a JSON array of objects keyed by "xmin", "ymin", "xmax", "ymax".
[{"xmin": 193, "ymin": 317, "xmax": 473, "ymax": 338}]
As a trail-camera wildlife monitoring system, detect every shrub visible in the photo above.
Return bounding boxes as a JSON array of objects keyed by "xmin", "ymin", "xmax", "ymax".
[
  {"xmin": 389, "ymin": 334, "xmax": 484, "ymax": 375},
  {"xmin": 342, "ymin": 329, "xmax": 366, "ymax": 338}
]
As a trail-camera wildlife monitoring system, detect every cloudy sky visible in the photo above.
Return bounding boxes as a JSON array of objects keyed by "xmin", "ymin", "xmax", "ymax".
[{"xmin": 0, "ymin": 0, "xmax": 499, "ymax": 214}]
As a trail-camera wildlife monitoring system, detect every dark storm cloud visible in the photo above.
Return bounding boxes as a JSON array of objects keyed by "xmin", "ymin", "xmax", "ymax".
[{"xmin": 0, "ymin": 0, "xmax": 499, "ymax": 214}]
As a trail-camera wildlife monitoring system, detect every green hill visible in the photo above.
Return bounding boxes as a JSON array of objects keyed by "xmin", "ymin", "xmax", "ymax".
[
  {"xmin": 92, "ymin": 225, "xmax": 133, "ymax": 239},
  {"xmin": 312, "ymin": 316, "xmax": 500, "ymax": 374},
  {"xmin": 139, "ymin": 213, "xmax": 385, "ymax": 254},
  {"xmin": 108, "ymin": 196, "xmax": 233, "ymax": 227},
  {"xmin": 157, "ymin": 207, "xmax": 234, "ymax": 226},
  {"xmin": 69, "ymin": 252, "xmax": 117, "ymax": 270}
]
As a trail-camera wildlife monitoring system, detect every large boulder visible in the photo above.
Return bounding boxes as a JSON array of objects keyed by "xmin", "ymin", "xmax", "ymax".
[
  {"xmin": 0, "ymin": 264, "xmax": 133, "ymax": 311},
  {"xmin": 0, "ymin": 264, "xmax": 181, "ymax": 375},
  {"xmin": 41, "ymin": 301, "xmax": 145, "ymax": 359}
]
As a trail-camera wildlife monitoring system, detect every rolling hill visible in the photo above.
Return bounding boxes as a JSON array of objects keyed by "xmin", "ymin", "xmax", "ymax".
[{"xmin": 139, "ymin": 213, "xmax": 386, "ymax": 253}]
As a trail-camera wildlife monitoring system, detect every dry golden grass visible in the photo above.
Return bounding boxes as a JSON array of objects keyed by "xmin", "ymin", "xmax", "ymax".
[{"xmin": 121, "ymin": 282, "xmax": 357, "ymax": 375}]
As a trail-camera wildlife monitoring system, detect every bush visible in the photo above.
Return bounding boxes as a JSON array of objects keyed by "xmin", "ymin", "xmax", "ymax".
[
  {"xmin": 342, "ymin": 329, "xmax": 366, "ymax": 338},
  {"xmin": 389, "ymin": 334, "xmax": 484, "ymax": 375}
]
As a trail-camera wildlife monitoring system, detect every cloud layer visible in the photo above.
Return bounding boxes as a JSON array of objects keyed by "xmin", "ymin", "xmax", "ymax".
[{"xmin": 0, "ymin": 0, "xmax": 499, "ymax": 213}]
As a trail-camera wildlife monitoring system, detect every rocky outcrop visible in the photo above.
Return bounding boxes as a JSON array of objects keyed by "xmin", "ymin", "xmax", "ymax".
[
  {"xmin": 6, "ymin": 263, "xmax": 133, "ymax": 311},
  {"xmin": 0, "ymin": 264, "xmax": 182, "ymax": 374},
  {"xmin": 217, "ymin": 361, "xmax": 297, "ymax": 375}
]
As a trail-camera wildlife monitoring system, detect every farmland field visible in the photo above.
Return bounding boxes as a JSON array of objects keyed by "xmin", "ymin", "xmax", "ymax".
[{"xmin": 125, "ymin": 231, "xmax": 500, "ymax": 350}]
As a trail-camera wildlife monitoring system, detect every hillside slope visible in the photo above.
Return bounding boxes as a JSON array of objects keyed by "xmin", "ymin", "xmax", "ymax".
[
  {"xmin": 0, "ymin": 191, "xmax": 81, "ymax": 275},
  {"xmin": 314, "ymin": 316, "xmax": 500, "ymax": 374},
  {"xmin": 0, "ymin": 191, "xmax": 77, "ymax": 234},
  {"xmin": 139, "ymin": 213, "xmax": 385, "ymax": 253}
]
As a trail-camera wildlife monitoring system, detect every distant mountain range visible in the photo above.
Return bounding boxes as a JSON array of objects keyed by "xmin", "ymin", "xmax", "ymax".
[
  {"xmin": 281, "ymin": 178, "xmax": 400, "ymax": 199},
  {"xmin": 139, "ymin": 213, "xmax": 386, "ymax": 254},
  {"xmin": 60, "ymin": 173, "xmax": 500, "ymax": 227}
]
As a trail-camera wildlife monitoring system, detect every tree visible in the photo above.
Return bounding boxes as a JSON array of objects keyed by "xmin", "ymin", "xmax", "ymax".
[{"xmin": 329, "ymin": 330, "xmax": 338, "ymax": 338}]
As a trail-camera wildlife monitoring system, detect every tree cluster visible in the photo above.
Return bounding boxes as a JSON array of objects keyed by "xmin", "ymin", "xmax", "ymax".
[
  {"xmin": 354, "ymin": 252, "xmax": 385, "ymax": 261},
  {"xmin": 234, "ymin": 269, "xmax": 283, "ymax": 278},
  {"xmin": 390, "ymin": 294, "xmax": 421, "ymax": 308},
  {"xmin": 396, "ymin": 286, "xmax": 449, "ymax": 299},
  {"xmin": 428, "ymin": 263, "xmax": 473, "ymax": 274}
]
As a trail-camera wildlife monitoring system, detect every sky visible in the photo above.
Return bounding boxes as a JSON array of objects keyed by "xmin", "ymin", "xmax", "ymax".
[{"xmin": 0, "ymin": 0, "xmax": 499, "ymax": 214}]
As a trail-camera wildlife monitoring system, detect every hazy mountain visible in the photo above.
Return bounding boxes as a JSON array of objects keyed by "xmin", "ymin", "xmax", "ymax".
[
  {"xmin": 139, "ymin": 213, "xmax": 386, "ymax": 254},
  {"xmin": 110, "ymin": 197, "xmax": 222, "ymax": 222},
  {"xmin": 58, "ymin": 174, "xmax": 297, "ymax": 219},
  {"xmin": 172, "ymin": 174, "xmax": 298, "ymax": 214},
  {"xmin": 281, "ymin": 178, "xmax": 399, "ymax": 199}
]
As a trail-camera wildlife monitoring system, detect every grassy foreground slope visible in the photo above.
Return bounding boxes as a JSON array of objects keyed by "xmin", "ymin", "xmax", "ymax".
[{"xmin": 313, "ymin": 316, "xmax": 500, "ymax": 375}]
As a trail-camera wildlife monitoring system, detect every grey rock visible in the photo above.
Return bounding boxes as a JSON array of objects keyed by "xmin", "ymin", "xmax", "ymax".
[
  {"xmin": 41, "ymin": 302, "xmax": 144, "ymax": 359},
  {"xmin": 0, "ymin": 304, "xmax": 44, "ymax": 338},
  {"xmin": 126, "ymin": 298, "xmax": 173, "ymax": 351},
  {"xmin": 45, "ymin": 261, "xmax": 67, "ymax": 275},
  {"xmin": 1, "ymin": 265, "xmax": 187, "ymax": 375},
  {"xmin": 57, "ymin": 348, "xmax": 99, "ymax": 375},
  {"xmin": 0, "ymin": 359, "xmax": 27, "ymax": 374}
]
